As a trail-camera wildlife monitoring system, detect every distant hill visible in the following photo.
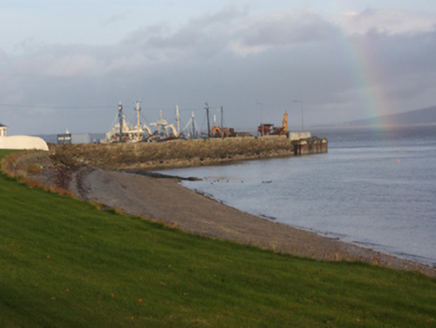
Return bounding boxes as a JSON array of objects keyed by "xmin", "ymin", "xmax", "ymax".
[{"xmin": 346, "ymin": 106, "xmax": 436, "ymax": 126}]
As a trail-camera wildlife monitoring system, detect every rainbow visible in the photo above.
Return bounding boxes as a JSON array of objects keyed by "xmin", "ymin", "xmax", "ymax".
[
  {"xmin": 346, "ymin": 35, "xmax": 392, "ymax": 128},
  {"xmin": 330, "ymin": 3, "xmax": 393, "ymax": 129}
]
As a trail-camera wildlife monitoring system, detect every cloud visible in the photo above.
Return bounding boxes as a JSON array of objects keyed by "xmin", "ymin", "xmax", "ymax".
[
  {"xmin": 121, "ymin": 6, "xmax": 248, "ymax": 61},
  {"xmin": 237, "ymin": 10, "xmax": 334, "ymax": 45},
  {"xmin": 100, "ymin": 11, "xmax": 129, "ymax": 26},
  {"xmin": 13, "ymin": 37, "xmax": 46, "ymax": 54},
  {"xmin": 227, "ymin": 10, "xmax": 337, "ymax": 57},
  {"xmin": 11, "ymin": 52, "xmax": 100, "ymax": 78},
  {"xmin": 340, "ymin": 8, "xmax": 436, "ymax": 35},
  {"xmin": 119, "ymin": 8, "xmax": 339, "ymax": 60},
  {"xmin": 2, "ymin": 6, "xmax": 436, "ymax": 135},
  {"xmin": 45, "ymin": 55, "xmax": 98, "ymax": 77}
]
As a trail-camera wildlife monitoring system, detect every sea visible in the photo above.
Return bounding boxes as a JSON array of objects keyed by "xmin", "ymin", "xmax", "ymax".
[{"xmin": 156, "ymin": 125, "xmax": 436, "ymax": 267}]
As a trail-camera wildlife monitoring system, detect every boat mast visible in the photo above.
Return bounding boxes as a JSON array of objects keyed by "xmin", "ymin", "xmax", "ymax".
[
  {"xmin": 176, "ymin": 104, "xmax": 180, "ymax": 137},
  {"xmin": 205, "ymin": 102, "xmax": 211, "ymax": 138},
  {"xmin": 191, "ymin": 111, "xmax": 196, "ymax": 137},
  {"xmin": 135, "ymin": 101, "xmax": 141, "ymax": 142},
  {"xmin": 118, "ymin": 101, "xmax": 123, "ymax": 143}
]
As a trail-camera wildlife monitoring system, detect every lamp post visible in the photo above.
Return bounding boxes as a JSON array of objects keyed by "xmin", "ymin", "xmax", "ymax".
[
  {"xmin": 217, "ymin": 106, "xmax": 223, "ymax": 131},
  {"xmin": 293, "ymin": 100, "xmax": 304, "ymax": 132},
  {"xmin": 215, "ymin": 107, "xmax": 224, "ymax": 138},
  {"xmin": 254, "ymin": 102, "xmax": 264, "ymax": 136}
]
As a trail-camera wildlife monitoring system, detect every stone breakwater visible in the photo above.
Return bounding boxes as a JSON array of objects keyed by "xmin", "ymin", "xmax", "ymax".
[{"xmin": 51, "ymin": 135, "xmax": 328, "ymax": 171}]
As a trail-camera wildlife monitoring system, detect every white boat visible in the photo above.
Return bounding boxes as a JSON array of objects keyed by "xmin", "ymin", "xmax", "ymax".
[
  {"xmin": 102, "ymin": 102, "xmax": 153, "ymax": 143},
  {"xmin": 102, "ymin": 116, "xmax": 146, "ymax": 143},
  {"xmin": 148, "ymin": 109, "xmax": 179, "ymax": 140},
  {"xmin": 102, "ymin": 102, "xmax": 200, "ymax": 143}
]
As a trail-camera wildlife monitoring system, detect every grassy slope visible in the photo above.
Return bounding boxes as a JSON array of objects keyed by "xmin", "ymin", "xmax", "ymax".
[{"xmin": 0, "ymin": 150, "xmax": 435, "ymax": 327}]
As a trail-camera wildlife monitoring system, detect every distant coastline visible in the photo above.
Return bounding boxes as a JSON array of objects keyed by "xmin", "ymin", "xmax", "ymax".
[
  {"xmin": 343, "ymin": 105, "xmax": 436, "ymax": 127},
  {"xmin": 308, "ymin": 122, "xmax": 436, "ymax": 129}
]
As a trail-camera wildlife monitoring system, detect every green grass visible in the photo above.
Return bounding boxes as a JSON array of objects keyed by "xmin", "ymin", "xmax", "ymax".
[{"xmin": 1, "ymin": 149, "xmax": 435, "ymax": 327}]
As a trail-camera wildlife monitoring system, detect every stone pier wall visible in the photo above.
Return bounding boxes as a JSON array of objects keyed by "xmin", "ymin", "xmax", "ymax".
[{"xmin": 51, "ymin": 135, "xmax": 327, "ymax": 171}]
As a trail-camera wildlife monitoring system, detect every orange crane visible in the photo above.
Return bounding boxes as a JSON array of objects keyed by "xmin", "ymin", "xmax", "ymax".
[{"xmin": 211, "ymin": 115, "xmax": 235, "ymax": 137}]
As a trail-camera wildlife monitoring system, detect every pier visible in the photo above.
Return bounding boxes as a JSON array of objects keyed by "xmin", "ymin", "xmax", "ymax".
[{"xmin": 51, "ymin": 134, "xmax": 328, "ymax": 171}]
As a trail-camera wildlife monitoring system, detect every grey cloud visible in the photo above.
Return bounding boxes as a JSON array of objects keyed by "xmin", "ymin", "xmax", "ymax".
[
  {"xmin": 0, "ymin": 48, "xmax": 10, "ymax": 63},
  {"xmin": 119, "ymin": 9, "xmax": 336, "ymax": 62},
  {"xmin": 13, "ymin": 37, "xmax": 47, "ymax": 54},
  {"xmin": 100, "ymin": 12, "xmax": 129, "ymax": 27},
  {"xmin": 357, "ymin": 8, "xmax": 377, "ymax": 18},
  {"xmin": 235, "ymin": 11, "xmax": 336, "ymax": 48},
  {"xmin": 3, "ymin": 7, "xmax": 436, "ymax": 135},
  {"xmin": 343, "ymin": 8, "xmax": 436, "ymax": 36},
  {"xmin": 121, "ymin": 6, "xmax": 248, "ymax": 60}
]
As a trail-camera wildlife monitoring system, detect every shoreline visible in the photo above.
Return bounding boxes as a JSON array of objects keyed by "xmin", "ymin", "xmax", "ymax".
[
  {"xmin": 31, "ymin": 164, "xmax": 436, "ymax": 277},
  {"xmin": 179, "ymin": 178, "xmax": 435, "ymax": 269}
]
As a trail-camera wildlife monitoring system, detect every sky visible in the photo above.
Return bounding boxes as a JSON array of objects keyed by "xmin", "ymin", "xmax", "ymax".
[{"xmin": 1, "ymin": 0, "xmax": 436, "ymax": 135}]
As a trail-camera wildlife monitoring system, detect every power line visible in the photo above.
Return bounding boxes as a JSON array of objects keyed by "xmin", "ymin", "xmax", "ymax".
[
  {"xmin": 0, "ymin": 104, "xmax": 112, "ymax": 109},
  {"xmin": 0, "ymin": 103, "xmax": 205, "ymax": 111}
]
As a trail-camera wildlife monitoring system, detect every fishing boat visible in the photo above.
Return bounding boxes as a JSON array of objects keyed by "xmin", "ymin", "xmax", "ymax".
[
  {"xmin": 102, "ymin": 102, "xmax": 153, "ymax": 143},
  {"xmin": 147, "ymin": 109, "xmax": 179, "ymax": 141},
  {"xmin": 102, "ymin": 102, "xmax": 200, "ymax": 143},
  {"xmin": 102, "ymin": 117, "xmax": 147, "ymax": 143}
]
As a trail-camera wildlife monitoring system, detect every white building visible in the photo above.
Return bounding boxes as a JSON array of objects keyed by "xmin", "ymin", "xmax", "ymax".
[
  {"xmin": 0, "ymin": 123, "xmax": 8, "ymax": 137},
  {"xmin": 0, "ymin": 123, "xmax": 49, "ymax": 151}
]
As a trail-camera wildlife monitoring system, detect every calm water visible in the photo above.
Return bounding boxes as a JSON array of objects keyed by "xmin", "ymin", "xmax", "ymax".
[{"xmin": 157, "ymin": 126, "xmax": 436, "ymax": 267}]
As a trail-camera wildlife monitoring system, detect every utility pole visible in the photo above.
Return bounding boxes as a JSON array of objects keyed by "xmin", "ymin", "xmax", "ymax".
[
  {"xmin": 118, "ymin": 101, "xmax": 123, "ymax": 143},
  {"xmin": 254, "ymin": 102, "xmax": 264, "ymax": 136},
  {"xmin": 205, "ymin": 102, "xmax": 211, "ymax": 138},
  {"xmin": 293, "ymin": 100, "xmax": 304, "ymax": 132},
  {"xmin": 135, "ymin": 101, "xmax": 141, "ymax": 142}
]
